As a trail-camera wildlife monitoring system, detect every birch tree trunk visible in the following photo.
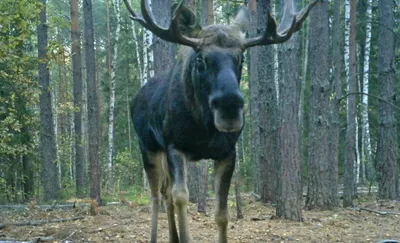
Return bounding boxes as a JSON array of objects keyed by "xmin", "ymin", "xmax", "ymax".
[
  {"xmin": 107, "ymin": 0, "xmax": 121, "ymax": 191},
  {"xmin": 52, "ymin": 76, "xmax": 61, "ymax": 189},
  {"xmin": 273, "ymin": 1, "xmax": 279, "ymax": 102},
  {"xmin": 132, "ymin": 25, "xmax": 143, "ymax": 85},
  {"xmin": 142, "ymin": 0, "xmax": 154, "ymax": 83},
  {"xmin": 361, "ymin": 0, "xmax": 373, "ymax": 184},
  {"xmin": 131, "ymin": 23, "xmax": 146, "ymax": 189},
  {"xmin": 343, "ymin": 0, "xmax": 357, "ymax": 207},
  {"xmin": 140, "ymin": 0, "xmax": 154, "ymax": 190}
]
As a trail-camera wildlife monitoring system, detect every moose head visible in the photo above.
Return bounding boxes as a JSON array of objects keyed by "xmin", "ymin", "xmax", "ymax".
[{"xmin": 124, "ymin": 0, "xmax": 316, "ymax": 134}]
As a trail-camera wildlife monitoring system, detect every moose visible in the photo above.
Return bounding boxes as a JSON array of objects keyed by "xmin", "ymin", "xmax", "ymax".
[{"xmin": 123, "ymin": 0, "xmax": 316, "ymax": 242}]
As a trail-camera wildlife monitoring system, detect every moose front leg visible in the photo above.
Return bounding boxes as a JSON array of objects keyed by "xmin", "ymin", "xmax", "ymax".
[
  {"xmin": 167, "ymin": 145, "xmax": 190, "ymax": 243},
  {"xmin": 214, "ymin": 152, "xmax": 236, "ymax": 243}
]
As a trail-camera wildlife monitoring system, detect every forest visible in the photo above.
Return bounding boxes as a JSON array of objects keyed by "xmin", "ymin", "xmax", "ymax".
[{"xmin": 0, "ymin": 0, "xmax": 400, "ymax": 242}]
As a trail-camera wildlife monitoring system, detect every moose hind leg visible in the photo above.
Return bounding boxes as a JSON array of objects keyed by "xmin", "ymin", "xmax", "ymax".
[
  {"xmin": 167, "ymin": 146, "xmax": 190, "ymax": 243},
  {"xmin": 142, "ymin": 151, "xmax": 163, "ymax": 243},
  {"xmin": 161, "ymin": 157, "xmax": 179, "ymax": 242},
  {"xmin": 214, "ymin": 152, "xmax": 235, "ymax": 243}
]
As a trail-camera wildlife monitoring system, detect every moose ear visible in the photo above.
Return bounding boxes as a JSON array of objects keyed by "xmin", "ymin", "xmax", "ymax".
[
  {"xmin": 171, "ymin": 3, "xmax": 202, "ymax": 37},
  {"xmin": 231, "ymin": 6, "xmax": 251, "ymax": 33}
]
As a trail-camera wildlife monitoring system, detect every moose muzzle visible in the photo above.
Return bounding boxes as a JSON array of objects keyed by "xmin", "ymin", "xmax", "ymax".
[{"xmin": 209, "ymin": 70, "xmax": 244, "ymax": 133}]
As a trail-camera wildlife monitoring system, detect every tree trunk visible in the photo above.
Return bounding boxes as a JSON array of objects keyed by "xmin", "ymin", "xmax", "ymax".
[
  {"xmin": 38, "ymin": 0, "xmax": 60, "ymax": 202},
  {"xmin": 132, "ymin": 24, "xmax": 143, "ymax": 85},
  {"xmin": 360, "ymin": 0, "xmax": 374, "ymax": 184},
  {"xmin": 83, "ymin": 0, "xmax": 101, "ymax": 205},
  {"xmin": 247, "ymin": 0, "xmax": 262, "ymax": 196},
  {"xmin": 376, "ymin": 0, "xmax": 399, "ymax": 200},
  {"xmin": 234, "ymin": 144, "xmax": 243, "ymax": 219},
  {"xmin": 305, "ymin": 0, "xmax": 335, "ymax": 210},
  {"xmin": 273, "ymin": 0, "xmax": 279, "ymax": 102},
  {"xmin": 197, "ymin": 160, "xmax": 208, "ymax": 213},
  {"xmin": 276, "ymin": 0, "xmax": 302, "ymax": 221},
  {"xmin": 207, "ymin": 0, "xmax": 214, "ymax": 24},
  {"xmin": 151, "ymin": 0, "xmax": 174, "ymax": 75},
  {"xmin": 21, "ymin": 126, "xmax": 34, "ymax": 201},
  {"xmin": 327, "ymin": 0, "xmax": 342, "ymax": 208},
  {"xmin": 257, "ymin": 0, "xmax": 277, "ymax": 204},
  {"xmin": 187, "ymin": 163, "xmax": 199, "ymax": 203},
  {"xmin": 107, "ymin": 0, "xmax": 121, "ymax": 191},
  {"xmin": 343, "ymin": 0, "xmax": 357, "ymax": 207},
  {"xmin": 196, "ymin": 0, "xmax": 212, "ymax": 213},
  {"xmin": 183, "ymin": 0, "xmax": 201, "ymax": 206},
  {"xmin": 57, "ymin": 37, "xmax": 70, "ymax": 190}
]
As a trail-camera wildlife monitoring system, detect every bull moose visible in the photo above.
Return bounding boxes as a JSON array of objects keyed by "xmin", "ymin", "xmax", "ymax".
[{"xmin": 123, "ymin": 0, "xmax": 316, "ymax": 242}]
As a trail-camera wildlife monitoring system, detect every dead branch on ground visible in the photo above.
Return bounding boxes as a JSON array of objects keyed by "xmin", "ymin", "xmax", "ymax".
[
  {"xmin": 0, "ymin": 216, "xmax": 84, "ymax": 230},
  {"xmin": 0, "ymin": 236, "xmax": 54, "ymax": 242},
  {"xmin": 349, "ymin": 207, "xmax": 400, "ymax": 215},
  {"xmin": 0, "ymin": 202, "xmax": 122, "ymax": 211}
]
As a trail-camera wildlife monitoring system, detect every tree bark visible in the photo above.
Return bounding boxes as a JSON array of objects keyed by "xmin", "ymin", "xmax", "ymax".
[
  {"xmin": 234, "ymin": 144, "xmax": 243, "ymax": 219},
  {"xmin": 327, "ymin": 0, "xmax": 342, "ymax": 208},
  {"xmin": 305, "ymin": 0, "xmax": 335, "ymax": 210},
  {"xmin": 107, "ymin": 0, "xmax": 121, "ymax": 191},
  {"xmin": 83, "ymin": 0, "xmax": 101, "ymax": 205},
  {"xmin": 38, "ymin": 0, "xmax": 60, "ymax": 201},
  {"xmin": 247, "ymin": 0, "xmax": 262, "ymax": 196},
  {"xmin": 343, "ymin": 0, "xmax": 357, "ymax": 207},
  {"xmin": 276, "ymin": 0, "xmax": 302, "ymax": 221},
  {"xmin": 183, "ymin": 0, "xmax": 201, "ymax": 205},
  {"xmin": 197, "ymin": 160, "xmax": 208, "ymax": 213},
  {"xmin": 207, "ymin": 0, "xmax": 214, "ymax": 24},
  {"xmin": 57, "ymin": 35, "xmax": 70, "ymax": 190},
  {"xmin": 257, "ymin": 0, "xmax": 278, "ymax": 204},
  {"xmin": 196, "ymin": 0, "xmax": 212, "ymax": 213},
  {"xmin": 21, "ymin": 127, "xmax": 34, "ymax": 201},
  {"xmin": 152, "ymin": 0, "xmax": 174, "ymax": 74},
  {"xmin": 376, "ymin": 0, "xmax": 398, "ymax": 200},
  {"xmin": 359, "ymin": 0, "xmax": 374, "ymax": 185}
]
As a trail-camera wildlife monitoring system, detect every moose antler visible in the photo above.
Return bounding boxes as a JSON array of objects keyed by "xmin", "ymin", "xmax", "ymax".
[
  {"xmin": 242, "ymin": 0, "xmax": 318, "ymax": 49},
  {"xmin": 123, "ymin": 0, "xmax": 202, "ymax": 49}
]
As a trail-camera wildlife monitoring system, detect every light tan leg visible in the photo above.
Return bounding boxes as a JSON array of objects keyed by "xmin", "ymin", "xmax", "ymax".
[
  {"xmin": 143, "ymin": 152, "xmax": 163, "ymax": 243},
  {"xmin": 214, "ymin": 152, "xmax": 235, "ymax": 243},
  {"xmin": 167, "ymin": 146, "xmax": 190, "ymax": 243},
  {"xmin": 161, "ymin": 155, "xmax": 179, "ymax": 243}
]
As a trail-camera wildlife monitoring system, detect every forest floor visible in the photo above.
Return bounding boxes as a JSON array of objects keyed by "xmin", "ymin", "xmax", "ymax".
[{"xmin": 0, "ymin": 194, "xmax": 399, "ymax": 243}]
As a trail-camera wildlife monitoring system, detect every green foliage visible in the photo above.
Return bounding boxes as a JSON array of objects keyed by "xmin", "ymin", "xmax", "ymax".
[
  {"xmin": 113, "ymin": 148, "xmax": 141, "ymax": 190},
  {"xmin": 128, "ymin": 187, "xmax": 150, "ymax": 206},
  {"xmin": 0, "ymin": 0, "xmax": 42, "ymax": 202}
]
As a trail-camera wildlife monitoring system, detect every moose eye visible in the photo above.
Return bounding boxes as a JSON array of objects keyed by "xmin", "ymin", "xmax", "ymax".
[{"xmin": 196, "ymin": 56, "xmax": 206, "ymax": 72}]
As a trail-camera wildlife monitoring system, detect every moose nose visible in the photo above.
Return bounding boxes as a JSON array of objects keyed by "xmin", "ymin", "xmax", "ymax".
[{"xmin": 210, "ymin": 91, "xmax": 244, "ymax": 111}]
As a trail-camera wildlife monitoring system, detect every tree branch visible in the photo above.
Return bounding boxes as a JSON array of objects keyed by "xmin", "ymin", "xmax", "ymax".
[
  {"xmin": 338, "ymin": 92, "xmax": 400, "ymax": 112},
  {"xmin": 356, "ymin": 21, "xmax": 400, "ymax": 40}
]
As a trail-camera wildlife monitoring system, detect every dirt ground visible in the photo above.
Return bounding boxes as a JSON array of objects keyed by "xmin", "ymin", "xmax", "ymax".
[{"xmin": 1, "ymin": 195, "xmax": 399, "ymax": 243}]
